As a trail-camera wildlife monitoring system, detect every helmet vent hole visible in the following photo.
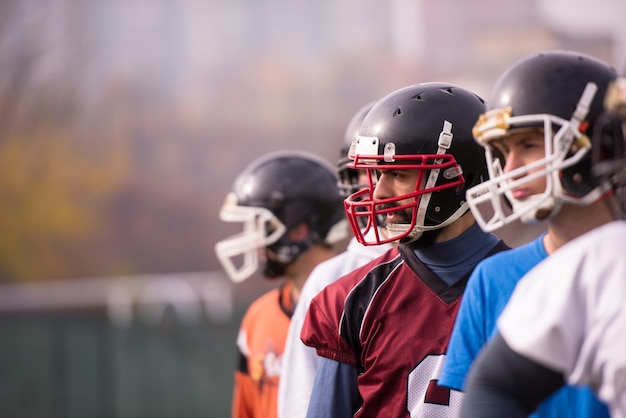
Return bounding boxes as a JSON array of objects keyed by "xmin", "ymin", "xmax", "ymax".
[{"xmin": 393, "ymin": 107, "xmax": 402, "ymax": 117}]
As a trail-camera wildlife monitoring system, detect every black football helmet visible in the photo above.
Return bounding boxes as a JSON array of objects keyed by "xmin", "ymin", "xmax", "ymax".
[
  {"xmin": 215, "ymin": 151, "xmax": 348, "ymax": 282},
  {"xmin": 337, "ymin": 101, "xmax": 377, "ymax": 197},
  {"xmin": 344, "ymin": 83, "xmax": 488, "ymax": 245},
  {"xmin": 467, "ymin": 50, "xmax": 618, "ymax": 231},
  {"xmin": 591, "ymin": 77, "xmax": 626, "ymax": 217}
]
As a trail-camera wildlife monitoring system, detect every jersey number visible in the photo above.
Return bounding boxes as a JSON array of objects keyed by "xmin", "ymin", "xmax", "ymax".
[{"xmin": 407, "ymin": 354, "xmax": 463, "ymax": 417}]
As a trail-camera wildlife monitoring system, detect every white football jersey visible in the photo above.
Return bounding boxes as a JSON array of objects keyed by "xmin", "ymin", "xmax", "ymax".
[
  {"xmin": 498, "ymin": 220, "xmax": 626, "ymax": 418},
  {"xmin": 277, "ymin": 235, "xmax": 391, "ymax": 418}
]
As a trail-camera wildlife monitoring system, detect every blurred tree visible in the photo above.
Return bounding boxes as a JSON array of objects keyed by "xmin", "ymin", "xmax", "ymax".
[{"xmin": 0, "ymin": 119, "xmax": 129, "ymax": 281}]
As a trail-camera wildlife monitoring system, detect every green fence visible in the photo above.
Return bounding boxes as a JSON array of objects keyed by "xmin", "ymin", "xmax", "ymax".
[{"xmin": 0, "ymin": 309, "xmax": 243, "ymax": 418}]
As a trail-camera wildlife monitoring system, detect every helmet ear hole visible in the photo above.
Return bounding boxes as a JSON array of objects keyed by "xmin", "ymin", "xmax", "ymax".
[
  {"xmin": 462, "ymin": 172, "xmax": 476, "ymax": 191},
  {"xmin": 591, "ymin": 112, "xmax": 626, "ymax": 184},
  {"xmin": 287, "ymin": 222, "xmax": 310, "ymax": 242},
  {"xmin": 562, "ymin": 153, "xmax": 596, "ymax": 197}
]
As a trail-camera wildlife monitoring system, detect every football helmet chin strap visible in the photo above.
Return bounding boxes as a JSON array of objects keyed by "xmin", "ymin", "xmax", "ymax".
[
  {"xmin": 386, "ymin": 120, "xmax": 469, "ymax": 244},
  {"xmin": 263, "ymin": 235, "xmax": 315, "ymax": 278},
  {"xmin": 263, "ymin": 217, "xmax": 348, "ymax": 278},
  {"xmin": 513, "ymin": 194, "xmax": 561, "ymax": 223}
]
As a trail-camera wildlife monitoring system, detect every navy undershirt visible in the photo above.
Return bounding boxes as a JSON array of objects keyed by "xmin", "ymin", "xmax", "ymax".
[{"xmin": 414, "ymin": 222, "xmax": 500, "ymax": 286}]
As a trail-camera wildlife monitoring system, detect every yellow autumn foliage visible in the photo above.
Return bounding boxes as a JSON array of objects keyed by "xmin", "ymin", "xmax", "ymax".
[{"xmin": 0, "ymin": 123, "xmax": 129, "ymax": 281}]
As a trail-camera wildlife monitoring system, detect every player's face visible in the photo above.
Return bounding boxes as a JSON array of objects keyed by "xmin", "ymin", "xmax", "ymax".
[
  {"xmin": 490, "ymin": 130, "xmax": 547, "ymax": 201},
  {"xmin": 372, "ymin": 168, "xmax": 422, "ymax": 228}
]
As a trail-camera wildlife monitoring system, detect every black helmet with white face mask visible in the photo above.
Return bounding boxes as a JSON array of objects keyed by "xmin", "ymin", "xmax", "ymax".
[
  {"xmin": 467, "ymin": 50, "xmax": 618, "ymax": 231},
  {"xmin": 215, "ymin": 151, "xmax": 347, "ymax": 282}
]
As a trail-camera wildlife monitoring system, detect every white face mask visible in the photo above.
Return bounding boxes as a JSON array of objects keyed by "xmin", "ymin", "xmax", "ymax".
[
  {"xmin": 214, "ymin": 193, "xmax": 286, "ymax": 283},
  {"xmin": 467, "ymin": 83, "xmax": 610, "ymax": 232}
]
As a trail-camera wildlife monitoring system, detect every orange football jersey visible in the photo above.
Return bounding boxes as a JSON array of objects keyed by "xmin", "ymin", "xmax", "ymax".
[{"xmin": 231, "ymin": 282, "xmax": 294, "ymax": 418}]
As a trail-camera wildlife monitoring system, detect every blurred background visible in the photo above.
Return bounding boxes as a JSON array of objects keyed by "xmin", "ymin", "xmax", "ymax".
[{"xmin": 0, "ymin": 0, "xmax": 624, "ymax": 417}]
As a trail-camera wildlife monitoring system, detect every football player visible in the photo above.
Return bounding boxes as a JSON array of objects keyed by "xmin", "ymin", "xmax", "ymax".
[
  {"xmin": 461, "ymin": 76, "xmax": 626, "ymax": 418},
  {"xmin": 440, "ymin": 50, "xmax": 616, "ymax": 417},
  {"xmin": 300, "ymin": 82, "xmax": 508, "ymax": 417},
  {"xmin": 215, "ymin": 150, "xmax": 347, "ymax": 418}
]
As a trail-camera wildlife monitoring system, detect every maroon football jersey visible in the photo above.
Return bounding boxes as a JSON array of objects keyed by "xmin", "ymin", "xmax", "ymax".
[{"xmin": 302, "ymin": 243, "xmax": 506, "ymax": 417}]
